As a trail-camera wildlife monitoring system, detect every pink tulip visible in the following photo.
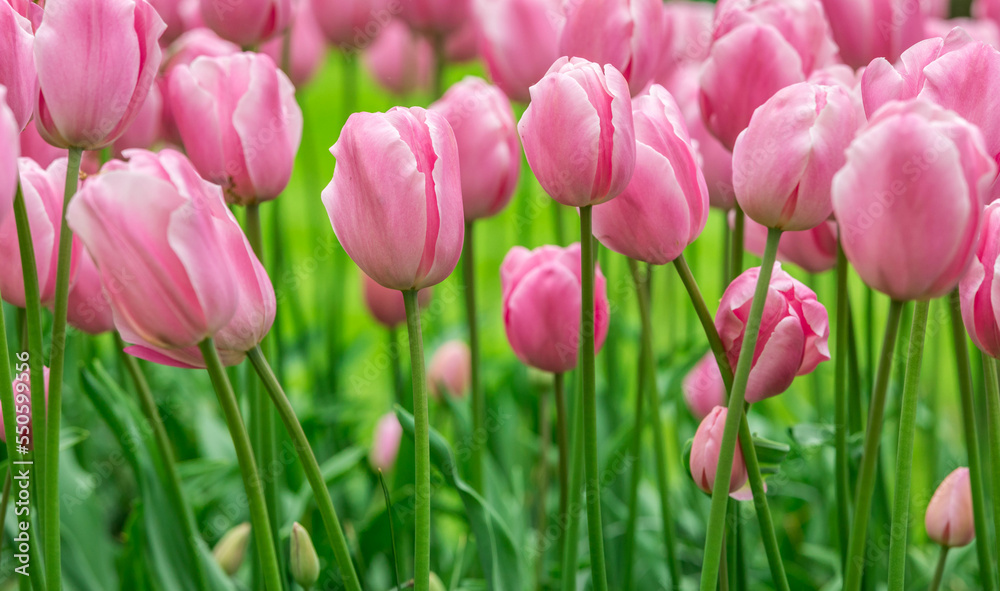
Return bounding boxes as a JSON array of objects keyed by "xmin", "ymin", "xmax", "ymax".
[
  {"xmin": 656, "ymin": 0, "xmax": 713, "ymax": 84},
  {"xmin": 925, "ymin": 467, "xmax": 975, "ymax": 548},
  {"xmin": 444, "ymin": 16, "xmax": 477, "ymax": 62},
  {"xmin": 923, "ymin": 0, "xmax": 949, "ymax": 16},
  {"xmin": 168, "ymin": 51, "xmax": 302, "ymax": 205},
  {"xmin": 199, "ymin": 0, "xmax": 290, "ymax": 47},
  {"xmin": 0, "ymin": 88, "xmax": 17, "ymax": 227},
  {"xmin": 832, "ymin": 99, "xmax": 994, "ymax": 301},
  {"xmin": 807, "ymin": 64, "xmax": 866, "ymax": 124},
  {"xmin": 592, "ymin": 84, "xmax": 708, "ymax": 264},
  {"xmin": 310, "ymin": 0, "xmax": 391, "ymax": 50},
  {"xmin": 976, "ymin": 0, "xmax": 1000, "ymax": 25},
  {"xmin": 819, "ymin": 0, "xmax": 925, "ymax": 69},
  {"xmin": 733, "ymin": 81, "xmax": 857, "ymax": 231},
  {"xmin": 690, "ymin": 406, "xmax": 747, "ymax": 494},
  {"xmin": 430, "ymin": 77, "xmax": 520, "ymax": 221},
  {"xmin": 369, "ymin": 412, "xmax": 403, "ymax": 471},
  {"xmin": 1, "ymin": 366, "xmax": 48, "ymax": 448},
  {"xmin": 149, "ymin": 0, "xmax": 188, "ymax": 44},
  {"xmin": 19, "ymin": 122, "xmax": 64, "ymax": 168},
  {"xmin": 162, "ymin": 27, "xmax": 242, "ymax": 72},
  {"xmin": 474, "ymin": 0, "xmax": 562, "ymax": 103},
  {"xmin": 960, "ymin": 200, "xmax": 1000, "ymax": 358},
  {"xmin": 400, "ymin": 0, "xmax": 469, "ymax": 36},
  {"xmin": 261, "ymin": 0, "xmax": 328, "ymax": 88},
  {"xmin": 716, "ymin": 263, "xmax": 830, "ymax": 403},
  {"xmin": 362, "ymin": 273, "xmax": 432, "ymax": 328},
  {"xmin": 0, "ymin": 157, "xmax": 79, "ymax": 308},
  {"xmin": 67, "ymin": 249, "xmax": 115, "ymax": 335},
  {"xmin": 362, "ymin": 19, "xmax": 433, "ymax": 95},
  {"xmin": 501, "ymin": 243, "xmax": 610, "ymax": 373},
  {"xmin": 0, "ymin": 1, "xmax": 35, "ymax": 130},
  {"xmin": 742, "ymin": 216, "xmax": 838, "ymax": 274},
  {"xmin": 518, "ymin": 57, "xmax": 635, "ymax": 208},
  {"xmin": 113, "ymin": 80, "xmax": 163, "ymax": 157},
  {"xmin": 926, "ymin": 19, "xmax": 1000, "ymax": 49},
  {"xmin": 427, "ymin": 340, "xmax": 470, "ymax": 399},
  {"xmin": 323, "ymin": 107, "xmax": 464, "ymax": 291},
  {"xmin": 559, "ymin": 0, "xmax": 665, "ymax": 95},
  {"xmin": 682, "ymin": 353, "xmax": 726, "ymax": 420},
  {"xmin": 33, "ymin": 0, "xmax": 165, "ymax": 150}
]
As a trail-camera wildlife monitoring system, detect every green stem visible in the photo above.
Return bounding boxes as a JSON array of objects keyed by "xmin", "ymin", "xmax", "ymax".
[
  {"xmin": 402, "ymin": 290, "xmax": 431, "ymax": 591},
  {"xmin": 843, "ymin": 299, "xmax": 906, "ymax": 591},
  {"xmin": 928, "ymin": 546, "xmax": 949, "ymax": 591},
  {"xmin": 834, "ymin": 242, "xmax": 851, "ymax": 571},
  {"xmin": 700, "ymin": 228, "xmax": 782, "ymax": 591},
  {"xmin": 554, "ymin": 372, "xmax": 568, "ymax": 561},
  {"xmin": 887, "ymin": 299, "xmax": 930, "ymax": 590},
  {"xmin": 247, "ymin": 346, "xmax": 363, "ymax": 591},
  {"xmin": 578, "ymin": 206, "xmax": 608, "ymax": 591},
  {"xmin": 560, "ymin": 377, "xmax": 585, "ymax": 591},
  {"xmin": 536, "ymin": 389, "xmax": 550, "ymax": 588},
  {"xmin": 673, "ymin": 255, "xmax": 729, "ymax": 382},
  {"xmin": 947, "ymin": 294, "xmax": 998, "ymax": 591},
  {"xmin": 621, "ymin": 289, "xmax": 646, "ymax": 591},
  {"xmin": 730, "ymin": 206, "xmax": 745, "ymax": 281},
  {"xmin": 390, "ymin": 327, "xmax": 405, "ymax": 406},
  {"xmin": 985, "ymin": 356, "xmax": 1000, "ymax": 572},
  {"xmin": 198, "ymin": 339, "xmax": 283, "ymax": 591},
  {"xmin": 0, "ymin": 467, "xmax": 9, "ymax": 554},
  {"xmin": 462, "ymin": 221, "xmax": 484, "ymax": 492},
  {"xmin": 431, "ymin": 35, "xmax": 446, "ymax": 99}
]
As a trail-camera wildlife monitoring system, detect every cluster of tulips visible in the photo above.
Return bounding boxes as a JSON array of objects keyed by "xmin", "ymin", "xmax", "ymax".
[{"xmin": 4, "ymin": 0, "xmax": 1000, "ymax": 589}]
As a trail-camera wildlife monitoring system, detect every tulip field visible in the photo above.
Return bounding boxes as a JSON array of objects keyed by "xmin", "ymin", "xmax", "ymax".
[{"xmin": 6, "ymin": 0, "xmax": 1000, "ymax": 590}]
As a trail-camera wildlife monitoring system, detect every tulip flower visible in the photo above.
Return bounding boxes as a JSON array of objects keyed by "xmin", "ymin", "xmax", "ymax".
[
  {"xmin": 199, "ymin": 0, "xmax": 290, "ymax": 47},
  {"xmin": 819, "ymin": 0, "xmax": 925, "ymax": 69},
  {"xmin": 690, "ymin": 406, "xmax": 747, "ymax": 494},
  {"xmin": 732, "ymin": 81, "xmax": 858, "ymax": 231},
  {"xmin": 430, "ymin": 77, "xmax": 520, "ymax": 221},
  {"xmin": 19, "ymin": 123, "xmax": 64, "ymax": 169},
  {"xmin": 1, "ymin": 366, "xmax": 48, "ymax": 448},
  {"xmin": 162, "ymin": 27, "xmax": 242, "ymax": 73},
  {"xmin": 212, "ymin": 522, "xmax": 251, "ymax": 576},
  {"xmin": 715, "ymin": 263, "xmax": 830, "ymax": 403},
  {"xmin": 290, "ymin": 523, "xmax": 320, "ymax": 589},
  {"xmin": 742, "ymin": 217, "xmax": 838, "ymax": 274},
  {"xmin": 149, "ymin": 0, "xmax": 188, "ymax": 44},
  {"xmin": 1, "ymin": 89, "xmax": 17, "ymax": 225},
  {"xmin": 362, "ymin": 273, "xmax": 432, "ymax": 329},
  {"xmin": 369, "ymin": 412, "xmax": 403, "ymax": 471},
  {"xmin": 261, "ymin": 0, "xmax": 327, "ymax": 87},
  {"xmin": 33, "ymin": 0, "xmax": 165, "ymax": 150},
  {"xmin": 682, "ymin": 354, "xmax": 726, "ymax": 420},
  {"xmin": 976, "ymin": 0, "xmax": 1000, "ymax": 25},
  {"xmin": 113, "ymin": 81, "xmax": 163, "ymax": 157},
  {"xmin": 592, "ymin": 84, "xmax": 708, "ymax": 264},
  {"xmin": 474, "ymin": 0, "xmax": 562, "ymax": 103},
  {"xmin": 0, "ymin": 1, "xmax": 35, "ymax": 130},
  {"xmin": 656, "ymin": 0, "xmax": 713, "ymax": 84},
  {"xmin": 322, "ymin": 106, "xmax": 464, "ymax": 291},
  {"xmin": 960, "ymin": 200, "xmax": 1000, "ymax": 358},
  {"xmin": 559, "ymin": 0, "xmax": 665, "ymax": 95},
  {"xmin": 925, "ymin": 468, "xmax": 975, "ymax": 548},
  {"xmin": 400, "ymin": 0, "xmax": 469, "ymax": 36},
  {"xmin": 832, "ymin": 99, "xmax": 994, "ymax": 301},
  {"xmin": 67, "ymin": 249, "xmax": 115, "ymax": 335},
  {"xmin": 518, "ymin": 57, "xmax": 636, "ymax": 208},
  {"xmin": 311, "ymin": 0, "xmax": 390, "ymax": 50},
  {"xmin": 443, "ymin": 16, "xmax": 477, "ymax": 62},
  {"xmin": 427, "ymin": 340, "xmax": 470, "ymax": 400},
  {"xmin": 500, "ymin": 243, "xmax": 610, "ymax": 373},
  {"xmin": 362, "ymin": 19, "xmax": 433, "ymax": 95}
]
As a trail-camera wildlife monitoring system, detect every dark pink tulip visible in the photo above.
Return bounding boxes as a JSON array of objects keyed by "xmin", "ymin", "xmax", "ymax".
[
  {"xmin": 427, "ymin": 340, "xmax": 471, "ymax": 400},
  {"xmin": 518, "ymin": 57, "xmax": 635, "ymax": 208},
  {"xmin": 310, "ymin": 0, "xmax": 391, "ymax": 50},
  {"xmin": 690, "ymin": 406, "xmax": 747, "ymax": 494},
  {"xmin": 400, "ymin": 0, "xmax": 469, "ymax": 36},
  {"xmin": 33, "ymin": 0, "xmax": 165, "ymax": 150},
  {"xmin": 716, "ymin": 263, "xmax": 830, "ymax": 403},
  {"xmin": 592, "ymin": 85, "xmax": 708, "ymax": 264},
  {"xmin": 19, "ymin": 119, "xmax": 64, "ymax": 168},
  {"xmin": 1, "ymin": 366, "xmax": 48, "ymax": 448},
  {"xmin": 474, "ymin": 0, "xmax": 562, "ymax": 103},
  {"xmin": 362, "ymin": 272, "xmax": 432, "ymax": 328},
  {"xmin": 0, "ymin": 89, "xmax": 17, "ymax": 226},
  {"xmin": 500, "ymin": 243, "xmax": 610, "ymax": 373},
  {"xmin": 369, "ymin": 412, "xmax": 403, "ymax": 471},
  {"xmin": 430, "ymin": 77, "xmax": 520, "ymax": 221},
  {"xmin": 732, "ymin": 81, "xmax": 857, "ymax": 231},
  {"xmin": 559, "ymin": 0, "xmax": 665, "ymax": 95},
  {"xmin": 925, "ymin": 468, "xmax": 975, "ymax": 548},
  {"xmin": 323, "ymin": 107, "xmax": 464, "ymax": 291},
  {"xmin": 742, "ymin": 216, "xmax": 838, "ymax": 274},
  {"xmin": 67, "ymin": 249, "xmax": 115, "ymax": 335},
  {"xmin": 169, "ymin": 52, "xmax": 302, "ymax": 205},
  {"xmin": 0, "ymin": 1, "xmax": 35, "ymax": 130},
  {"xmin": 362, "ymin": 19, "xmax": 433, "ymax": 95},
  {"xmin": 960, "ymin": 200, "xmax": 1000, "ymax": 358},
  {"xmin": 833, "ymin": 99, "xmax": 994, "ymax": 301},
  {"xmin": 113, "ymin": 80, "xmax": 163, "ymax": 157},
  {"xmin": 162, "ymin": 27, "xmax": 241, "ymax": 72},
  {"xmin": 199, "ymin": 0, "xmax": 290, "ymax": 47},
  {"xmin": 655, "ymin": 0, "xmax": 713, "ymax": 84},
  {"xmin": 682, "ymin": 353, "xmax": 726, "ymax": 420},
  {"xmin": 819, "ymin": 0, "xmax": 925, "ymax": 69},
  {"xmin": 261, "ymin": 0, "xmax": 328, "ymax": 87}
]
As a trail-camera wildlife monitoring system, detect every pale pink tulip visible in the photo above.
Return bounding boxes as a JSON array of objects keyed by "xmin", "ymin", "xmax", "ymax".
[
  {"xmin": 925, "ymin": 468, "xmax": 975, "ymax": 548},
  {"xmin": 199, "ymin": 0, "xmax": 290, "ymax": 47},
  {"xmin": 682, "ymin": 353, "xmax": 726, "ymax": 420},
  {"xmin": 0, "ymin": 1, "xmax": 35, "ymax": 129},
  {"xmin": 690, "ymin": 406, "xmax": 747, "ymax": 494},
  {"xmin": 474, "ymin": 0, "xmax": 562, "ymax": 103},
  {"xmin": 362, "ymin": 19, "xmax": 433, "ymax": 95},
  {"xmin": 819, "ymin": 0, "xmax": 925, "ymax": 68},
  {"xmin": 311, "ymin": 0, "xmax": 391, "ymax": 50},
  {"xmin": 427, "ymin": 340, "xmax": 470, "ymax": 399},
  {"xmin": 113, "ymin": 80, "xmax": 164, "ymax": 157},
  {"xmin": 67, "ymin": 249, "xmax": 115, "ymax": 335},
  {"xmin": 261, "ymin": 0, "xmax": 328, "ymax": 87},
  {"xmin": 0, "ymin": 88, "xmax": 17, "ymax": 227},
  {"xmin": 19, "ymin": 122, "xmax": 64, "ymax": 168},
  {"xmin": 370, "ymin": 412, "xmax": 403, "ymax": 471},
  {"xmin": 960, "ymin": 199, "xmax": 1000, "ymax": 358},
  {"xmin": 400, "ymin": 0, "xmax": 469, "ymax": 36}
]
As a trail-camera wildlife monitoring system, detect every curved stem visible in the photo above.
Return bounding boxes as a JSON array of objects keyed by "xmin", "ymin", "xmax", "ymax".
[
  {"xmin": 554, "ymin": 372, "xmax": 569, "ymax": 559},
  {"xmin": 247, "ymin": 346, "xmax": 363, "ymax": 591},
  {"xmin": 198, "ymin": 339, "xmax": 283, "ymax": 591},
  {"xmin": 928, "ymin": 546, "xmax": 949, "ymax": 591},
  {"xmin": 843, "ymin": 299, "xmax": 906, "ymax": 591},
  {"xmin": 462, "ymin": 221, "xmax": 484, "ymax": 491},
  {"xmin": 834, "ymin": 242, "xmax": 851, "ymax": 571},
  {"xmin": 559, "ymin": 379, "xmax": 585, "ymax": 591},
  {"xmin": 887, "ymin": 299, "xmax": 930, "ymax": 590},
  {"xmin": 985, "ymin": 356, "xmax": 1000, "ymax": 571},
  {"xmin": 402, "ymin": 290, "xmax": 431, "ymax": 591}
]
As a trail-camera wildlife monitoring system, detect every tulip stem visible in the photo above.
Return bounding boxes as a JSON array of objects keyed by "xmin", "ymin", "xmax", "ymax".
[
  {"xmin": 887, "ymin": 299, "xmax": 930, "ymax": 590},
  {"xmin": 621, "ymin": 298, "xmax": 647, "ymax": 591},
  {"xmin": 629, "ymin": 259, "xmax": 680, "ymax": 586},
  {"xmin": 985, "ymin": 356, "xmax": 1000, "ymax": 572},
  {"xmin": 247, "ymin": 346, "xmax": 363, "ymax": 591},
  {"xmin": 834, "ymin": 242, "xmax": 851, "ymax": 572},
  {"xmin": 462, "ymin": 221, "xmax": 484, "ymax": 492},
  {"xmin": 578, "ymin": 206, "xmax": 609, "ymax": 591},
  {"xmin": 928, "ymin": 546, "xmax": 950, "ymax": 591},
  {"xmin": 198, "ymin": 339, "xmax": 283, "ymax": 591},
  {"xmin": 947, "ymin": 293, "xmax": 998, "ymax": 591},
  {"xmin": 402, "ymin": 289, "xmax": 432, "ymax": 591},
  {"xmin": 730, "ymin": 206, "xmax": 745, "ymax": 280},
  {"xmin": 554, "ymin": 372, "xmax": 569, "ymax": 559},
  {"xmin": 673, "ymin": 255, "xmax": 729, "ymax": 379},
  {"xmin": 390, "ymin": 327, "xmax": 405, "ymax": 406},
  {"xmin": 560, "ymin": 375, "xmax": 585, "ymax": 591},
  {"xmin": 843, "ymin": 298, "xmax": 905, "ymax": 591}
]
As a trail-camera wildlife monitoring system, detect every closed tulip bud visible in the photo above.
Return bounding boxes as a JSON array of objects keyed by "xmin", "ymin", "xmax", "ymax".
[
  {"xmin": 430, "ymin": 77, "xmax": 520, "ymax": 221},
  {"xmin": 33, "ymin": 0, "xmax": 165, "ymax": 150},
  {"xmin": 690, "ymin": 406, "xmax": 747, "ymax": 494},
  {"xmin": 925, "ymin": 468, "xmax": 975, "ymax": 548},
  {"xmin": 1, "ymin": 366, "xmax": 49, "ymax": 448},
  {"xmin": 501, "ymin": 243, "xmax": 610, "ymax": 373},
  {"xmin": 67, "ymin": 250, "xmax": 115, "ymax": 335},
  {"xmin": 290, "ymin": 523, "xmax": 320, "ymax": 588},
  {"xmin": 0, "ymin": 89, "xmax": 17, "ymax": 226},
  {"xmin": 733, "ymin": 82, "xmax": 857, "ymax": 231},
  {"xmin": 427, "ymin": 340, "xmax": 470, "ymax": 400},
  {"xmin": 819, "ymin": 0, "xmax": 925, "ymax": 69},
  {"xmin": 261, "ymin": 0, "xmax": 327, "ymax": 88},
  {"xmin": 310, "ymin": 0, "xmax": 390, "ymax": 50},
  {"xmin": 169, "ymin": 52, "xmax": 303, "ymax": 205},
  {"xmin": 362, "ymin": 19, "xmax": 433, "ymax": 96},
  {"xmin": 199, "ymin": 0, "xmax": 290, "ymax": 47},
  {"xmin": 742, "ymin": 216, "xmax": 838, "ymax": 274},
  {"xmin": 519, "ymin": 57, "xmax": 636, "ymax": 208},
  {"xmin": 323, "ymin": 106, "xmax": 464, "ymax": 291},
  {"xmin": 113, "ymin": 81, "xmax": 163, "ymax": 158},
  {"xmin": 19, "ymin": 123, "xmax": 64, "ymax": 169},
  {"xmin": 593, "ymin": 84, "xmax": 708, "ymax": 264},
  {"xmin": 162, "ymin": 28, "xmax": 242, "ymax": 73},
  {"xmin": 400, "ymin": 0, "xmax": 469, "ymax": 36},
  {"xmin": 960, "ymin": 200, "xmax": 1000, "ymax": 358},
  {"xmin": 716, "ymin": 264, "xmax": 830, "ymax": 403},
  {"xmin": 682, "ymin": 353, "xmax": 726, "ymax": 420},
  {"xmin": 362, "ymin": 273, "xmax": 432, "ymax": 328},
  {"xmin": 474, "ymin": 0, "xmax": 563, "ymax": 103},
  {"xmin": 833, "ymin": 99, "xmax": 995, "ymax": 301},
  {"xmin": 0, "ymin": 2, "xmax": 36, "ymax": 130},
  {"xmin": 212, "ymin": 522, "xmax": 251, "ymax": 576},
  {"xmin": 370, "ymin": 412, "xmax": 403, "ymax": 471}
]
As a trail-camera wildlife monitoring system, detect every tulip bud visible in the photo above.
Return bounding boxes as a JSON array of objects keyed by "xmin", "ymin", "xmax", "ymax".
[
  {"xmin": 961, "ymin": 200, "xmax": 1000, "ymax": 358},
  {"xmin": 819, "ymin": 0, "xmax": 925, "ymax": 69},
  {"xmin": 741, "ymin": 216, "xmax": 838, "ymax": 274},
  {"xmin": 212, "ymin": 522, "xmax": 251, "ymax": 576},
  {"xmin": 400, "ymin": 0, "xmax": 469, "ymax": 36},
  {"xmin": 501, "ymin": 243, "xmax": 610, "ymax": 373},
  {"xmin": 427, "ymin": 340, "xmax": 471, "ymax": 400},
  {"xmin": 322, "ymin": 106, "xmax": 464, "ymax": 291},
  {"xmin": 311, "ymin": 0, "xmax": 390, "ymax": 50},
  {"xmin": 0, "ymin": 89, "xmax": 18, "ymax": 227},
  {"xmin": 474, "ymin": 0, "xmax": 562, "ymax": 103},
  {"xmin": 162, "ymin": 28, "xmax": 242, "ymax": 74},
  {"xmin": 362, "ymin": 273, "xmax": 433, "ymax": 329},
  {"xmin": 260, "ymin": 0, "xmax": 327, "ymax": 88},
  {"xmin": 1, "ymin": 366, "xmax": 49, "ymax": 449},
  {"xmin": 370, "ymin": 412, "xmax": 403, "ymax": 471},
  {"xmin": 0, "ymin": 2, "xmax": 36, "ymax": 130},
  {"xmin": 199, "ymin": 0, "xmax": 291, "ymax": 47},
  {"xmin": 682, "ymin": 354, "xmax": 726, "ymax": 421},
  {"xmin": 362, "ymin": 20, "xmax": 434, "ymax": 96},
  {"xmin": 690, "ymin": 406, "xmax": 747, "ymax": 494},
  {"xmin": 833, "ymin": 99, "xmax": 995, "ymax": 301},
  {"xmin": 925, "ymin": 468, "xmax": 975, "ymax": 548},
  {"xmin": 518, "ymin": 57, "xmax": 636, "ymax": 208},
  {"xmin": 290, "ymin": 522, "xmax": 320, "ymax": 588}
]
